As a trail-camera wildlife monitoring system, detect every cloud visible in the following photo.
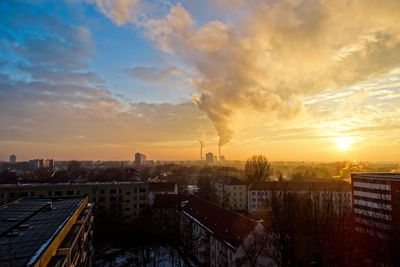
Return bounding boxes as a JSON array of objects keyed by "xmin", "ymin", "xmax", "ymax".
[
  {"xmin": 127, "ymin": 66, "xmax": 186, "ymax": 83},
  {"xmin": 132, "ymin": 0, "xmax": 400, "ymax": 146},
  {"xmin": 87, "ymin": 0, "xmax": 142, "ymax": 25},
  {"xmin": 0, "ymin": 1, "xmax": 210, "ymax": 157}
]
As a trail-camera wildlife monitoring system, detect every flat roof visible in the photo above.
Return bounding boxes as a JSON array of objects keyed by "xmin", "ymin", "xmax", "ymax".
[
  {"xmin": 0, "ymin": 181, "xmax": 146, "ymax": 188},
  {"xmin": 351, "ymin": 173, "xmax": 400, "ymax": 181},
  {"xmin": 0, "ymin": 198, "xmax": 84, "ymax": 267}
]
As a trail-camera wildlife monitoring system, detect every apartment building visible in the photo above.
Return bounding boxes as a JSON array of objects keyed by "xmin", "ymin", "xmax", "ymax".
[
  {"xmin": 351, "ymin": 173, "xmax": 400, "ymax": 238},
  {"xmin": 0, "ymin": 182, "xmax": 148, "ymax": 221},
  {"xmin": 0, "ymin": 197, "xmax": 94, "ymax": 267},
  {"xmin": 148, "ymin": 182, "xmax": 178, "ymax": 205},
  {"xmin": 210, "ymin": 176, "xmax": 247, "ymax": 211},
  {"xmin": 180, "ymin": 195, "xmax": 271, "ymax": 267},
  {"xmin": 248, "ymin": 180, "xmax": 352, "ymax": 214}
]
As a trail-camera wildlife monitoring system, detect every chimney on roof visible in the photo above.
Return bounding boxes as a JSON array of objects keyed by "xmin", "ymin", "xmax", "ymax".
[{"xmin": 181, "ymin": 200, "xmax": 189, "ymax": 208}]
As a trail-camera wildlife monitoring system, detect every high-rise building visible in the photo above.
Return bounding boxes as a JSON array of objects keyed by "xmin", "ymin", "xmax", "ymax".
[
  {"xmin": 206, "ymin": 152, "xmax": 214, "ymax": 163},
  {"xmin": 351, "ymin": 173, "xmax": 400, "ymax": 238},
  {"xmin": 43, "ymin": 159, "xmax": 54, "ymax": 169},
  {"xmin": 9, "ymin": 154, "xmax": 16, "ymax": 164},
  {"xmin": 29, "ymin": 159, "xmax": 44, "ymax": 168},
  {"xmin": 0, "ymin": 197, "xmax": 94, "ymax": 267},
  {"xmin": 134, "ymin": 152, "xmax": 147, "ymax": 167}
]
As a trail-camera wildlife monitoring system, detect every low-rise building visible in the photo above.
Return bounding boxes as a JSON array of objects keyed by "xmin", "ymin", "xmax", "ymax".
[
  {"xmin": 0, "ymin": 197, "xmax": 94, "ymax": 267},
  {"xmin": 180, "ymin": 195, "xmax": 271, "ymax": 266},
  {"xmin": 248, "ymin": 180, "xmax": 352, "ymax": 215},
  {"xmin": 211, "ymin": 176, "xmax": 247, "ymax": 211},
  {"xmin": 148, "ymin": 182, "xmax": 178, "ymax": 205},
  {"xmin": 0, "ymin": 182, "xmax": 149, "ymax": 221}
]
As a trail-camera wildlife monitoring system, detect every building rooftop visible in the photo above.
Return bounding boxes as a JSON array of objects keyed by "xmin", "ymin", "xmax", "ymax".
[
  {"xmin": 351, "ymin": 172, "xmax": 400, "ymax": 181},
  {"xmin": 149, "ymin": 182, "xmax": 177, "ymax": 193},
  {"xmin": 0, "ymin": 198, "xmax": 84, "ymax": 267},
  {"xmin": 212, "ymin": 175, "xmax": 245, "ymax": 185},
  {"xmin": 181, "ymin": 195, "xmax": 259, "ymax": 249},
  {"xmin": 248, "ymin": 180, "xmax": 351, "ymax": 191},
  {"xmin": 0, "ymin": 181, "xmax": 146, "ymax": 188},
  {"xmin": 153, "ymin": 194, "xmax": 191, "ymax": 209}
]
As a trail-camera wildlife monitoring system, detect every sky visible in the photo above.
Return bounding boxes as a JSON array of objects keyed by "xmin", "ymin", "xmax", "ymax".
[{"xmin": 0, "ymin": 0, "xmax": 400, "ymax": 162}]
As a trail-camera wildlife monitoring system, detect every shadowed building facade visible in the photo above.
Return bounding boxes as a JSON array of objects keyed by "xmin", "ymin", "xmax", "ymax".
[{"xmin": 0, "ymin": 182, "xmax": 148, "ymax": 222}]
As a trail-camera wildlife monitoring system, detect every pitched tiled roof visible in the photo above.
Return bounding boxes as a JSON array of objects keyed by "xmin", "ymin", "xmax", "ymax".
[
  {"xmin": 213, "ymin": 175, "xmax": 245, "ymax": 185},
  {"xmin": 248, "ymin": 180, "xmax": 351, "ymax": 191},
  {"xmin": 149, "ymin": 182, "xmax": 177, "ymax": 192},
  {"xmin": 181, "ymin": 195, "xmax": 259, "ymax": 249}
]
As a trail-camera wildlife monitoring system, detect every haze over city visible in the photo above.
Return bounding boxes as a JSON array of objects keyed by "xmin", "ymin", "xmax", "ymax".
[{"xmin": 1, "ymin": 0, "xmax": 400, "ymax": 161}]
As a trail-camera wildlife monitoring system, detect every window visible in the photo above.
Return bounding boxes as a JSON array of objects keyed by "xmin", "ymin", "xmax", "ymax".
[
  {"xmin": 67, "ymin": 190, "xmax": 74, "ymax": 196},
  {"xmin": 139, "ymin": 196, "xmax": 146, "ymax": 201},
  {"xmin": 139, "ymin": 204, "xmax": 145, "ymax": 208},
  {"xmin": 139, "ymin": 188, "xmax": 146, "ymax": 193},
  {"xmin": 125, "ymin": 192, "xmax": 131, "ymax": 195},
  {"xmin": 110, "ymin": 189, "xmax": 117, "ymax": 194},
  {"xmin": 252, "ymin": 192, "xmax": 256, "ymax": 196},
  {"xmin": 55, "ymin": 191, "xmax": 62, "ymax": 196}
]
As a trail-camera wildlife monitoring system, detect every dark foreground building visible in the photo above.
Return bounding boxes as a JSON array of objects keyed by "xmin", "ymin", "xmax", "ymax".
[{"xmin": 0, "ymin": 197, "xmax": 94, "ymax": 267}]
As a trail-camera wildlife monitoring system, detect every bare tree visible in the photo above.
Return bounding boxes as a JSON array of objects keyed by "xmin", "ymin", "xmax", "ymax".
[
  {"xmin": 245, "ymin": 155, "xmax": 273, "ymax": 184},
  {"xmin": 236, "ymin": 228, "xmax": 273, "ymax": 267}
]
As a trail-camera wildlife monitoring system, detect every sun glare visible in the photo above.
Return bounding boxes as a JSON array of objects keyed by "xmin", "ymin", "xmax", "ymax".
[{"xmin": 333, "ymin": 136, "xmax": 354, "ymax": 150}]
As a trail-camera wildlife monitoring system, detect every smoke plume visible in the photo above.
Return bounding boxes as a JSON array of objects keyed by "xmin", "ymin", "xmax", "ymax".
[{"xmin": 92, "ymin": 0, "xmax": 400, "ymax": 146}]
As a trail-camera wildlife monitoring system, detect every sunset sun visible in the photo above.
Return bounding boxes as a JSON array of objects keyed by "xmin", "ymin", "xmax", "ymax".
[{"xmin": 333, "ymin": 136, "xmax": 354, "ymax": 150}]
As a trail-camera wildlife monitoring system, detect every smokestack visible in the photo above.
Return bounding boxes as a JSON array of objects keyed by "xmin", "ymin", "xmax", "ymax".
[
  {"xmin": 219, "ymin": 146, "xmax": 221, "ymax": 160},
  {"xmin": 200, "ymin": 143, "xmax": 203, "ymax": 160}
]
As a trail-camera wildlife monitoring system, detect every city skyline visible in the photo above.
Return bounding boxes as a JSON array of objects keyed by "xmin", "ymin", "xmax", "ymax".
[{"xmin": 1, "ymin": 0, "xmax": 400, "ymax": 162}]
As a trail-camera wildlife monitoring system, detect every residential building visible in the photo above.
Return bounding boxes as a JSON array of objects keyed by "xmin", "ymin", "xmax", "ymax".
[
  {"xmin": 206, "ymin": 152, "xmax": 214, "ymax": 164},
  {"xmin": 0, "ymin": 182, "xmax": 149, "ymax": 222},
  {"xmin": 134, "ymin": 153, "xmax": 147, "ymax": 167},
  {"xmin": 43, "ymin": 159, "xmax": 54, "ymax": 169},
  {"xmin": 248, "ymin": 180, "xmax": 352, "ymax": 215},
  {"xmin": 9, "ymin": 154, "xmax": 16, "ymax": 164},
  {"xmin": 29, "ymin": 159, "xmax": 44, "ymax": 168},
  {"xmin": 211, "ymin": 176, "xmax": 247, "ymax": 211},
  {"xmin": 351, "ymin": 173, "xmax": 400, "ymax": 238},
  {"xmin": 0, "ymin": 197, "xmax": 94, "ymax": 267},
  {"xmin": 148, "ymin": 182, "xmax": 178, "ymax": 205},
  {"xmin": 180, "ymin": 195, "xmax": 271, "ymax": 266}
]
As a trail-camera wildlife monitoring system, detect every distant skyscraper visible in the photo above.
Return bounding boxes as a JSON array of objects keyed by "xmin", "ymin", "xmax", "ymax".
[
  {"xmin": 29, "ymin": 159, "xmax": 44, "ymax": 169},
  {"xmin": 43, "ymin": 159, "xmax": 54, "ymax": 169},
  {"xmin": 206, "ymin": 152, "xmax": 214, "ymax": 163},
  {"xmin": 9, "ymin": 154, "xmax": 16, "ymax": 164},
  {"xmin": 134, "ymin": 153, "xmax": 147, "ymax": 167}
]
